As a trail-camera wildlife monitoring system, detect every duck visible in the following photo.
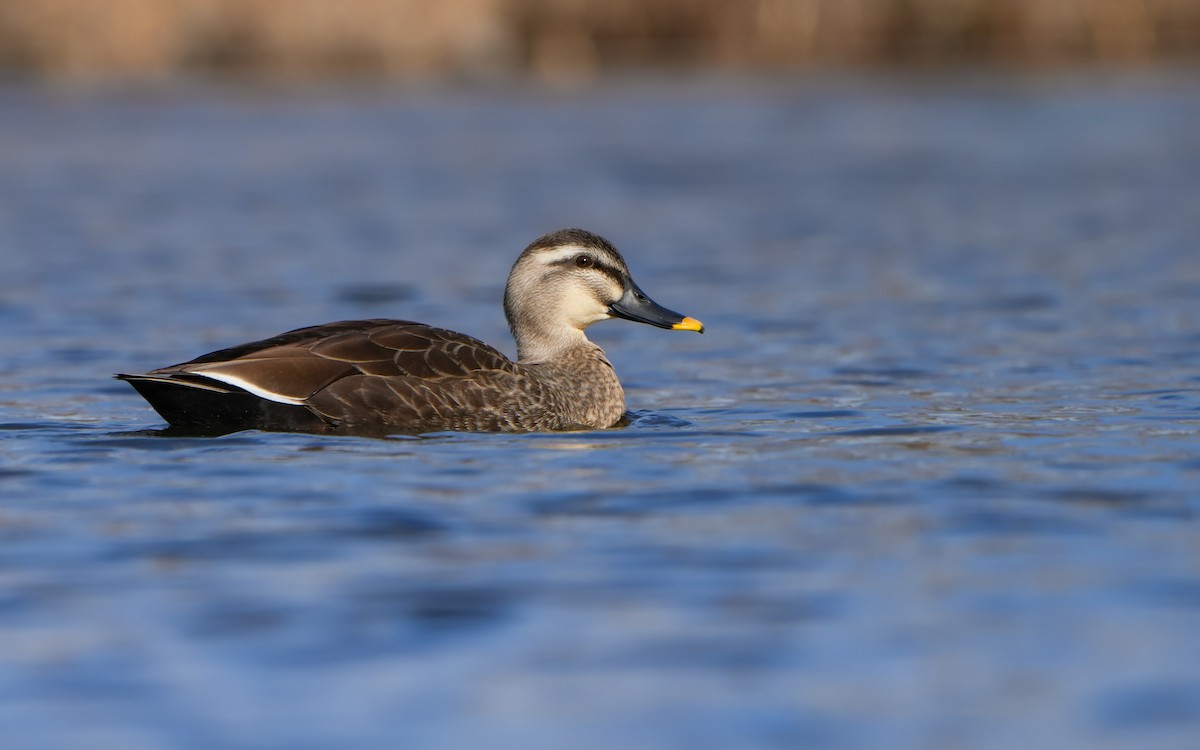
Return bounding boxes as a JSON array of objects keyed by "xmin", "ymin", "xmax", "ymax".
[{"xmin": 117, "ymin": 228, "xmax": 704, "ymax": 434}]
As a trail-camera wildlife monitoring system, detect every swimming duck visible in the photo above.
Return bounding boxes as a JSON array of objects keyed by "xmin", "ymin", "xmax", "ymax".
[{"xmin": 117, "ymin": 228, "xmax": 703, "ymax": 434}]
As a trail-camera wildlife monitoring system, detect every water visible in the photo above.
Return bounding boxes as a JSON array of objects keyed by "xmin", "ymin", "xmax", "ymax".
[{"xmin": 1, "ymin": 73, "xmax": 1199, "ymax": 749}]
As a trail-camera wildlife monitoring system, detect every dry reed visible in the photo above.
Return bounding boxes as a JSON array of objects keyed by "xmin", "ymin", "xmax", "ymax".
[{"xmin": 0, "ymin": 0, "xmax": 1197, "ymax": 80}]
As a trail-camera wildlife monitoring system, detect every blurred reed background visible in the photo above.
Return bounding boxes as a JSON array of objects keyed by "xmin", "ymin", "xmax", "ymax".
[{"xmin": 1, "ymin": 0, "xmax": 1198, "ymax": 82}]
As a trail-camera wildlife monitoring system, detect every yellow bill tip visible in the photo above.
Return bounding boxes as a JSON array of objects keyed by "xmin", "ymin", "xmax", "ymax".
[{"xmin": 672, "ymin": 316, "xmax": 705, "ymax": 333}]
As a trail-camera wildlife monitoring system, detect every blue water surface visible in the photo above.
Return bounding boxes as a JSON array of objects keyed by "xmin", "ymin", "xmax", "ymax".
[{"xmin": 1, "ymin": 72, "xmax": 1199, "ymax": 749}]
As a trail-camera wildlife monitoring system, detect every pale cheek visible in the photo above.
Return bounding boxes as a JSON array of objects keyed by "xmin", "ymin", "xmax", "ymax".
[{"xmin": 560, "ymin": 293, "xmax": 609, "ymax": 328}]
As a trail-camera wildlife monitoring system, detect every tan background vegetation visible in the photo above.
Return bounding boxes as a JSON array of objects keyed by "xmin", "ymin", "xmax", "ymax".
[{"xmin": 0, "ymin": 0, "xmax": 1197, "ymax": 80}]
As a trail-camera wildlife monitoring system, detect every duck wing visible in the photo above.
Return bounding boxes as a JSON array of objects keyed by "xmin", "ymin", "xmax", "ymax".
[{"xmin": 119, "ymin": 319, "xmax": 522, "ymax": 431}]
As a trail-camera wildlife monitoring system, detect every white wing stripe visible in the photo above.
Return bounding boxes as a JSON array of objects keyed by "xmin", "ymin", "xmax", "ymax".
[{"xmin": 193, "ymin": 372, "xmax": 309, "ymax": 405}]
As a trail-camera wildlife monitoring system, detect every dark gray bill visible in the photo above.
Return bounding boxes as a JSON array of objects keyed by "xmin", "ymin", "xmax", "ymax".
[{"xmin": 608, "ymin": 282, "xmax": 704, "ymax": 333}]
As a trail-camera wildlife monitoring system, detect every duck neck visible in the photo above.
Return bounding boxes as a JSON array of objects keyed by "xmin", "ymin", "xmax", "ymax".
[{"xmin": 512, "ymin": 325, "xmax": 595, "ymax": 364}]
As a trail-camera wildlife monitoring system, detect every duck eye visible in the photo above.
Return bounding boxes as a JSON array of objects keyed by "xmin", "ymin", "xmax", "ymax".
[{"xmin": 575, "ymin": 254, "xmax": 594, "ymax": 269}]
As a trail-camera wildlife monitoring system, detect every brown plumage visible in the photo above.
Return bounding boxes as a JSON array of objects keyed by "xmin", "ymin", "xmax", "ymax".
[{"xmin": 118, "ymin": 229, "xmax": 704, "ymax": 434}]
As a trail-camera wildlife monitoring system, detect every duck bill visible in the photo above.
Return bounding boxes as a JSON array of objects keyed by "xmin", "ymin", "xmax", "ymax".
[{"xmin": 608, "ymin": 282, "xmax": 705, "ymax": 333}]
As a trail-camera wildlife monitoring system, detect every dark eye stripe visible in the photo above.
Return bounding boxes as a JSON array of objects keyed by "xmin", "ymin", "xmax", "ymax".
[
  {"xmin": 594, "ymin": 264, "xmax": 625, "ymax": 286},
  {"xmin": 548, "ymin": 256, "xmax": 625, "ymax": 285}
]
